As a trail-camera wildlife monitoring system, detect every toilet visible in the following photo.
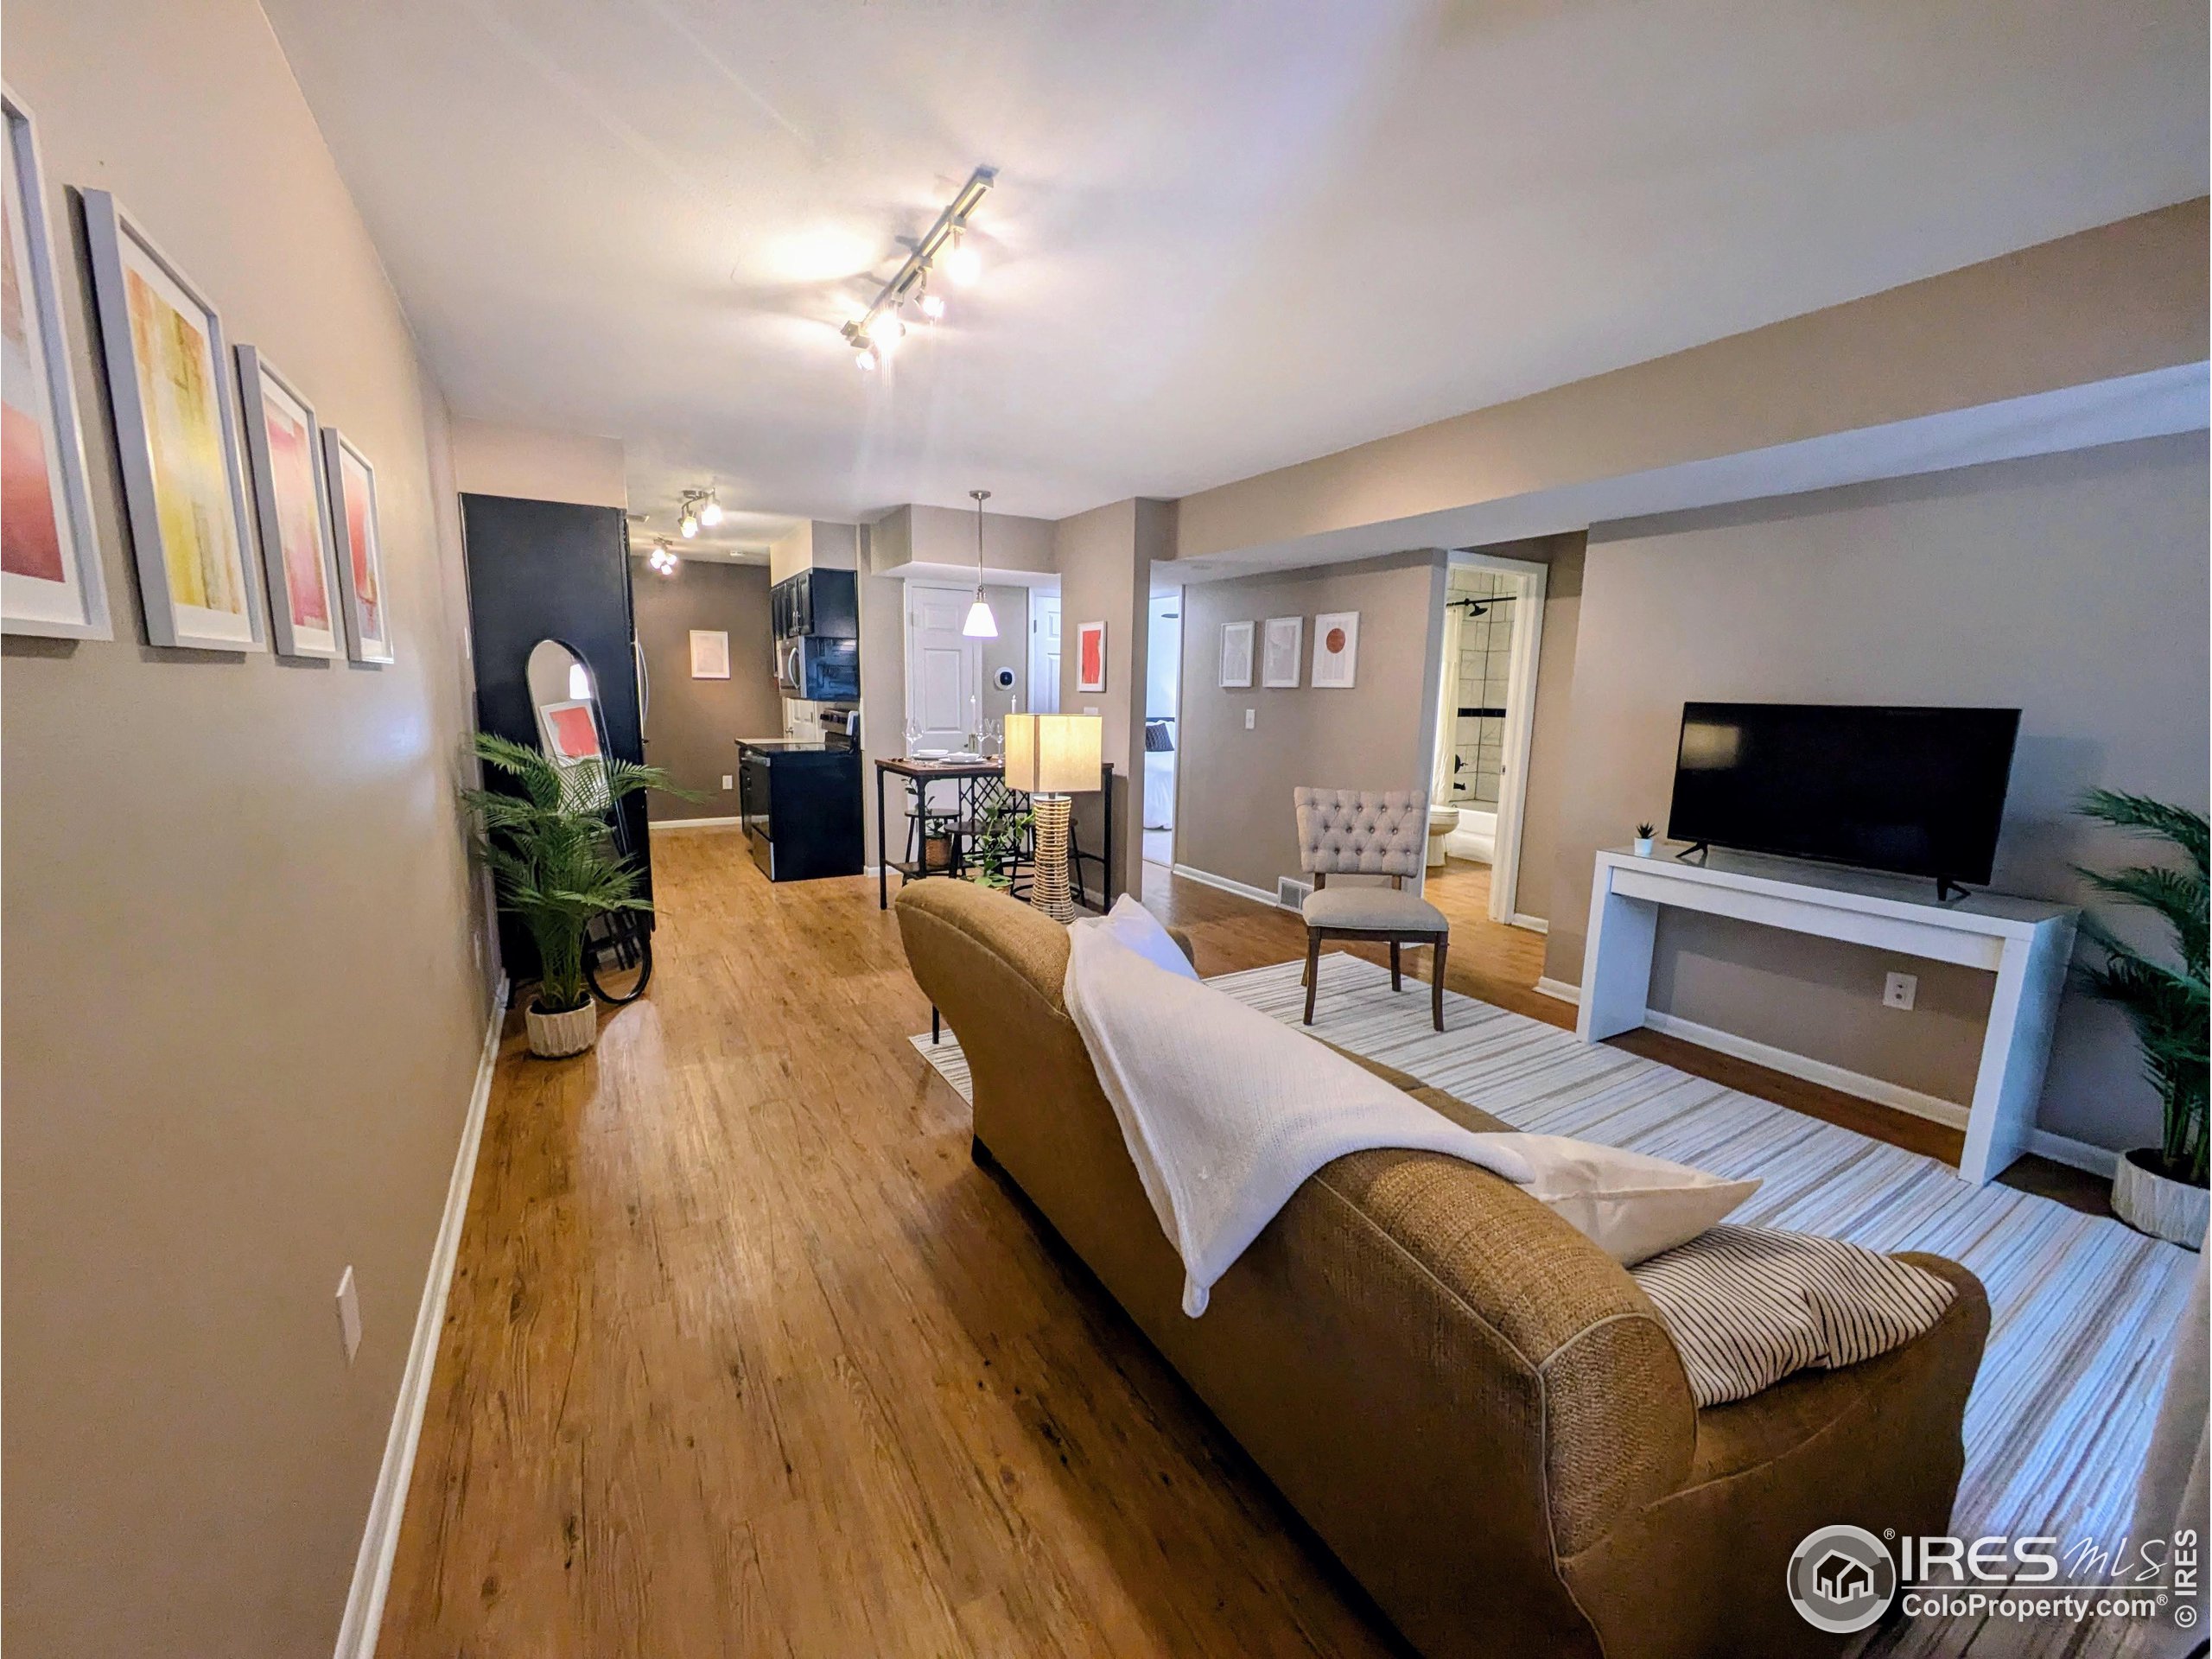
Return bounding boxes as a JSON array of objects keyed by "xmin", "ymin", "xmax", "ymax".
[{"xmin": 1426, "ymin": 806, "xmax": 1456, "ymax": 869}]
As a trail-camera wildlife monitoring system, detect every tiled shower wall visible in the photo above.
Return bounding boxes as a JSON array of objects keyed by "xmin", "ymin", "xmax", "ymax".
[{"xmin": 1447, "ymin": 567, "xmax": 1514, "ymax": 807}]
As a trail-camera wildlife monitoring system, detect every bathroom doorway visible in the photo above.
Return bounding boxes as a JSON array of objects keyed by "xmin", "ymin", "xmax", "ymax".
[
  {"xmin": 1429, "ymin": 550, "xmax": 1546, "ymax": 926},
  {"xmin": 1142, "ymin": 590, "xmax": 1181, "ymax": 868}
]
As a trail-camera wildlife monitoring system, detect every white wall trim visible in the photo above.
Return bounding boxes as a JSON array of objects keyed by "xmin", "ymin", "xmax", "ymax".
[
  {"xmin": 1510, "ymin": 913, "xmax": 1549, "ymax": 934},
  {"xmin": 2024, "ymin": 1130, "xmax": 2120, "ymax": 1179},
  {"xmin": 1524, "ymin": 974, "xmax": 2121, "ymax": 1173},
  {"xmin": 650, "ymin": 814, "xmax": 741, "ymax": 830},
  {"xmin": 333, "ymin": 975, "xmax": 508, "ymax": 1659},
  {"xmin": 1640, "ymin": 1008, "xmax": 1969, "ymax": 1129},
  {"xmin": 1170, "ymin": 861, "xmax": 1297, "ymax": 911}
]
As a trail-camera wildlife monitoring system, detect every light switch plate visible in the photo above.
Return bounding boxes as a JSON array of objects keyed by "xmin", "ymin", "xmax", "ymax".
[
  {"xmin": 721, "ymin": 774, "xmax": 734, "ymax": 790},
  {"xmin": 1883, "ymin": 971, "xmax": 1917, "ymax": 1011},
  {"xmin": 335, "ymin": 1266, "xmax": 362, "ymax": 1363},
  {"xmin": 1244, "ymin": 709, "xmax": 1256, "ymax": 730}
]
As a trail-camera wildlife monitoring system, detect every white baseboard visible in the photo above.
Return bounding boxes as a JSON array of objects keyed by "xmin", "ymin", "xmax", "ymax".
[
  {"xmin": 1510, "ymin": 913, "xmax": 1549, "ymax": 934},
  {"xmin": 1641, "ymin": 1007, "xmax": 1969, "ymax": 1130},
  {"xmin": 2024, "ymin": 1130, "xmax": 2120, "ymax": 1179},
  {"xmin": 1170, "ymin": 862, "xmax": 1298, "ymax": 912},
  {"xmin": 333, "ymin": 975, "xmax": 508, "ymax": 1659},
  {"xmin": 1522, "ymin": 975, "xmax": 2121, "ymax": 1175},
  {"xmin": 651, "ymin": 814, "xmax": 741, "ymax": 830}
]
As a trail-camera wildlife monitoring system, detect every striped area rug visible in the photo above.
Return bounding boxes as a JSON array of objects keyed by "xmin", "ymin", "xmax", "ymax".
[{"xmin": 911, "ymin": 952, "xmax": 2198, "ymax": 1659}]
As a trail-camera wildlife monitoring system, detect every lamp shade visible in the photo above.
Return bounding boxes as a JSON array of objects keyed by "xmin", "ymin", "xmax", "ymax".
[
  {"xmin": 961, "ymin": 594, "xmax": 998, "ymax": 639},
  {"xmin": 1003, "ymin": 713, "xmax": 1102, "ymax": 795}
]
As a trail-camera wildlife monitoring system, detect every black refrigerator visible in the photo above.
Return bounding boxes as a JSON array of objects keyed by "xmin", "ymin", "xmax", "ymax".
[{"xmin": 461, "ymin": 493, "xmax": 652, "ymax": 969}]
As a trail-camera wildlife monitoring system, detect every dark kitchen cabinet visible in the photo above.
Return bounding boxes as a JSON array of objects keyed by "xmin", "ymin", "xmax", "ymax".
[{"xmin": 772, "ymin": 569, "xmax": 858, "ymax": 640}]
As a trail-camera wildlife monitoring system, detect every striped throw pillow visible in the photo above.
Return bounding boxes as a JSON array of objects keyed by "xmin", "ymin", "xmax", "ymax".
[{"xmin": 1630, "ymin": 1225, "xmax": 1957, "ymax": 1408}]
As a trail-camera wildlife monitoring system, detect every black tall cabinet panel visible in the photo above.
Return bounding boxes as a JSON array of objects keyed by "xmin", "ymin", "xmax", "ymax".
[{"xmin": 460, "ymin": 493, "xmax": 652, "ymax": 927}]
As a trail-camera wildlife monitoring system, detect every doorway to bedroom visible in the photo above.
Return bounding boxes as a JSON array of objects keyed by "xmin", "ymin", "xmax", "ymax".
[
  {"xmin": 1427, "ymin": 550, "xmax": 1546, "ymax": 928},
  {"xmin": 1143, "ymin": 589, "xmax": 1181, "ymax": 868}
]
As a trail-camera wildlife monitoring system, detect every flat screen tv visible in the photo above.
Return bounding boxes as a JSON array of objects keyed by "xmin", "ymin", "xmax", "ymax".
[{"xmin": 1666, "ymin": 702, "xmax": 2020, "ymax": 894}]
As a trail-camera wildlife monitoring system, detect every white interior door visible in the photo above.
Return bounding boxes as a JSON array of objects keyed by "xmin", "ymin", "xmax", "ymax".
[
  {"xmin": 906, "ymin": 584, "xmax": 980, "ymax": 753},
  {"xmin": 1028, "ymin": 591, "xmax": 1061, "ymax": 714}
]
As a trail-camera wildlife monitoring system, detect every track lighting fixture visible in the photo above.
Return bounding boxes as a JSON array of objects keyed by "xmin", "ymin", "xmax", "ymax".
[
  {"xmin": 944, "ymin": 227, "xmax": 981, "ymax": 288},
  {"xmin": 647, "ymin": 539, "xmax": 679, "ymax": 575},
  {"xmin": 677, "ymin": 486, "xmax": 721, "ymax": 537},
  {"xmin": 842, "ymin": 164, "xmax": 995, "ymax": 373}
]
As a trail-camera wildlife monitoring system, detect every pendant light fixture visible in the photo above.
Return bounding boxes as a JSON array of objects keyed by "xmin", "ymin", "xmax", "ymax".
[{"xmin": 961, "ymin": 489, "xmax": 997, "ymax": 639}]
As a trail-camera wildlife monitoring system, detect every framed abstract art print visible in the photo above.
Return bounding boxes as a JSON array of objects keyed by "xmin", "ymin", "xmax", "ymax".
[
  {"xmin": 235, "ymin": 345, "xmax": 342, "ymax": 658},
  {"xmin": 83, "ymin": 188, "xmax": 262, "ymax": 652},
  {"xmin": 321, "ymin": 428, "xmax": 393, "ymax": 664},
  {"xmin": 2, "ymin": 89, "xmax": 107, "ymax": 639}
]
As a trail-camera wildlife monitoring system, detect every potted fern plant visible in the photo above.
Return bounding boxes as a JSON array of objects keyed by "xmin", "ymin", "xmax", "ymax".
[
  {"xmin": 2075, "ymin": 789, "xmax": 2208, "ymax": 1246},
  {"xmin": 462, "ymin": 732, "xmax": 678, "ymax": 1058}
]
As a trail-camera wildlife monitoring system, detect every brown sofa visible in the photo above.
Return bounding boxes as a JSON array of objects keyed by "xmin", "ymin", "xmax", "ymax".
[{"xmin": 895, "ymin": 880, "xmax": 1988, "ymax": 1658}]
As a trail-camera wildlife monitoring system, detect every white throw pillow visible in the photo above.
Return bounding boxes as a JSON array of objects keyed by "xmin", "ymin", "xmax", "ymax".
[
  {"xmin": 1505, "ymin": 1135, "xmax": 1760, "ymax": 1266},
  {"xmin": 1079, "ymin": 893, "xmax": 1198, "ymax": 981}
]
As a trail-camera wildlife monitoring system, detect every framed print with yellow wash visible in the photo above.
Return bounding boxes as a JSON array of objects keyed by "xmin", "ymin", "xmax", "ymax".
[{"xmin": 82, "ymin": 188, "xmax": 262, "ymax": 652}]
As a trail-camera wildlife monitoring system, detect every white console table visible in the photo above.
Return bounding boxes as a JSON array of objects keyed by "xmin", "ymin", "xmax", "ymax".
[{"xmin": 1575, "ymin": 847, "xmax": 2077, "ymax": 1185}]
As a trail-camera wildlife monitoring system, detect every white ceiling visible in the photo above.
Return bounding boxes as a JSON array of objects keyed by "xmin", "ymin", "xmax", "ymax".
[{"xmin": 262, "ymin": 0, "xmax": 2206, "ymax": 529}]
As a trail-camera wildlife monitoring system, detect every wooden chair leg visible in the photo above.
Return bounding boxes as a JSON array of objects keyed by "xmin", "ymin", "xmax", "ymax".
[
  {"xmin": 1389, "ymin": 940, "xmax": 1402, "ymax": 991},
  {"xmin": 1303, "ymin": 929, "xmax": 1323, "ymax": 1025},
  {"xmin": 1430, "ymin": 935, "xmax": 1448, "ymax": 1032},
  {"xmin": 931, "ymin": 1006, "xmax": 941, "ymax": 1045}
]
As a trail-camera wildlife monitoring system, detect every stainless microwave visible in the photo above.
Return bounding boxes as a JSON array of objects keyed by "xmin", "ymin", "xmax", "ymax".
[{"xmin": 777, "ymin": 634, "xmax": 860, "ymax": 702}]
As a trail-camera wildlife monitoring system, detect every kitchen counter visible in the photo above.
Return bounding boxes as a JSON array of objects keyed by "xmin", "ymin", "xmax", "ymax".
[{"xmin": 736, "ymin": 740, "xmax": 862, "ymax": 881}]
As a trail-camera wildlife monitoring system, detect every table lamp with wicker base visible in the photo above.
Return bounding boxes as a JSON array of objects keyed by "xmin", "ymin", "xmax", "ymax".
[{"xmin": 1004, "ymin": 712, "xmax": 1103, "ymax": 924}]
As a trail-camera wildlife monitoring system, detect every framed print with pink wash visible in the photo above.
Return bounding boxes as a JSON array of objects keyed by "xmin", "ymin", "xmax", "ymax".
[
  {"xmin": 321, "ymin": 428, "xmax": 392, "ymax": 664},
  {"xmin": 235, "ymin": 345, "xmax": 341, "ymax": 658},
  {"xmin": 83, "ymin": 187, "xmax": 262, "ymax": 651},
  {"xmin": 2, "ymin": 88, "xmax": 107, "ymax": 639}
]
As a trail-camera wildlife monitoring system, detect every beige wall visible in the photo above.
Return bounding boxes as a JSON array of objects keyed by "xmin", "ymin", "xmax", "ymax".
[
  {"xmin": 630, "ymin": 558, "xmax": 781, "ymax": 819},
  {"xmin": 874, "ymin": 501, "xmax": 1057, "ymax": 575},
  {"xmin": 1175, "ymin": 200, "xmax": 2209, "ymax": 564},
  {"xmin": 1510, "ymin": 532, "xmax": 1586, "ymax": 927},
  {"xmin": 1055, "ymin": 499, "xmax": 1171, "ymax": 899},
  {"xmin": 1537, "ymin": 434, "xmax": 2209, "ymax": 1152},
  {"xmin": 1176, "ymin": 552, "xmax": 1447, "ymax": 895},
  {"xmin": 2, "ymin": 0, "xmax": 494, "ymax": 1652},
  {"xmin": 449, "ymin": 416, "xmax": 626, "ymax": 508}
]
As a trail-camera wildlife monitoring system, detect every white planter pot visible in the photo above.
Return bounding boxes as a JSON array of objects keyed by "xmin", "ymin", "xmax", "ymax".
[
  {"xmin": 2112, "ymin": 1149, "xmax": 2209, "ymax": 1249},
  {"xmin": 1633, "ymin": 837, "xmax": 1655, "ymax": 858},
  {"xmin": 525, "ymin": 998, "xmax": 598, "ymax": 1059}
]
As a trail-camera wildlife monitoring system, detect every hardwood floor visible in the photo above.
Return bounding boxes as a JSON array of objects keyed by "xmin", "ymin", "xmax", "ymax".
[{"xmin": 380, "ymin": 830, "xmax": 2103, "ymax": 1657}]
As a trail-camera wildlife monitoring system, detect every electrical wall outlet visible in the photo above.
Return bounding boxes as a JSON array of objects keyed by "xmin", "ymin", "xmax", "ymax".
[
  {"xmin": 334, "ymin": 1266, "xmax": 362, "ymax": 1364},
  {"xmin": 1244, "ymin": 709, "xmax": 1256, "ymax": 730},
  {"xmin": 1883, "ymin": 971, "xmax": 1918, "ymax": 1011},
  {"xmin": 721, "ymin": 773, "xmax": 734, "ymax": 790}
]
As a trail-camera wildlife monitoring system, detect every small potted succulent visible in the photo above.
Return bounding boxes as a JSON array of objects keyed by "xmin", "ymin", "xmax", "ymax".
[
  {"xmin": 462, "ymin": 732, "xmax": 683, "ymax": 1058},
  {"xmin": 1633, "ymin": 823, "xmax": 1656, "ymax": 858},
  {"xmin": 2075, "ymin": 789, "xmax": 2207, "ymax": 1247}
]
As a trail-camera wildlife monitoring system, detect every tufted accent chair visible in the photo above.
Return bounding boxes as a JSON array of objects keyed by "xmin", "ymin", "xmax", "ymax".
[{"xmin": 1294, "ymin": 787, "xmax": 1450, "ymax": 1030}]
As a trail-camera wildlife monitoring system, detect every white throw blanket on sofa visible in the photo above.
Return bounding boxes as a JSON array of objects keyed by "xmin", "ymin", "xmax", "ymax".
[{"xmin": 1063, "ymin": 923, "xmax": 1534, "ymax": 1316}]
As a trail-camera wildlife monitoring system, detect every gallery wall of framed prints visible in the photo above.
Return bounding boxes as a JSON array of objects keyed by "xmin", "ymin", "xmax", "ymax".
[{"xmin": 0, "ymin": 94, "xmax": 395, "ymax": 666}]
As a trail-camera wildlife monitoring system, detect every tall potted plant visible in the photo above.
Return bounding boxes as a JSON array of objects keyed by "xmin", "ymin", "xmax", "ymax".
[
  {"xmin": 463, "ymin": 732, "xmax": 676, "ymax": 1058},
  {"xmin": 2075, "ymin": 788, "xmax": 2209, "ymax": 1246}
]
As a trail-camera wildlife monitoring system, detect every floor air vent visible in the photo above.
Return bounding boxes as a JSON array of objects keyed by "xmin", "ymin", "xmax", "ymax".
[{"xmin": 1276, "ymin": 876, "xmax": 1312, "ymax": 911}]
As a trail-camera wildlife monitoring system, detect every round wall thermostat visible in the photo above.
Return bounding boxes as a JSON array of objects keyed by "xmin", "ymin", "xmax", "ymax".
[{"xmin": 994, "ymin": 666, "xmax": 1016, "ymax": 690}]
